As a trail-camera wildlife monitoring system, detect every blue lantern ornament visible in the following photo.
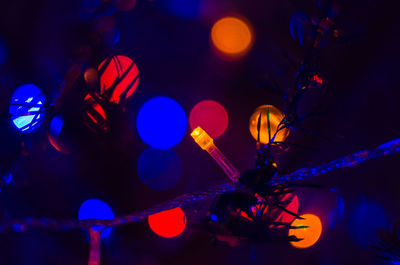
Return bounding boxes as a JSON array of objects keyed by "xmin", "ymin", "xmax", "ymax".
[{"xmin": 9, "ymin": 84, "xmax": 46, "ymax": 133}]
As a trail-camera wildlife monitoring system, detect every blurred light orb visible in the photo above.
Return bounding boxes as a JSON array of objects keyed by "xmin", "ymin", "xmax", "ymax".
[
  {"xmin": 348, "ymin": 198, "xmax": 388, "ymax": 247},
  {"xmin": 48, "ymin": 115, "xmax": 71, "ymax": 154},
  {"xmin": 1, "ymin": 172, "xmax": 13, "ymax": 185},
  {"xmin": 137, "ymin": 96, "xmax": 187, "ymax": 149},
  {"xmin": 165, "ymin": 0, "xmax": 201, "ymax": 19},
  {"xmin": 327, "ymin": 188, "xmax": 345, "ymax": 229},
  {"xmin": 84, "ymin": 68, "xmax": 98, "ymax": 85},
  {"xmin": 78, "ymin": 199, "xmax": 115, "ymax": 238},
  {"xmin": 289, "ymin": 214, "xmax": 322, "ymax": 249},
  {"xmin": 189, "ymin": 100, "xmax": 228, "ymax": 139},
  {"xmin": 82, "ymin": 0, "xmax": 101, "ymax": 10},
  {"xmin": 93, "ymin": 16, "xmax": 115, "ymax": 34},
  {"xmin": 115, "ymin": 0, "xmax": 137, "ymax": 11},
  {"xmin": 148, "ymin": 207, "xmax": 186, "ymax": 238},
  {"xmin": 138, "ymin": 148, "xmax": 182, "ymax": 190},
  {"xmin": 211, "ymin": 16, "xmax": 253, "ymax": 58},
  {"xmin": 9, "ymin": 84, "xmax": 46, "ymax": 133},
  {"xmin": 249, "ymin": 105, "xmax": 289, "ymax": 144},
  {"xmin": 98, "ymin": 55, "xmax": 140, "ymax": 104},
  {"xmin": 103, "ymin": 28, "xmax": 120, "ymax": 46}
]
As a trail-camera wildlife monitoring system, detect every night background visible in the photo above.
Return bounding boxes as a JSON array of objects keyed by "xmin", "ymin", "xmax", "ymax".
[{"xmin": 0, "ymin": 0, "xmax": 400, "ymax": 264}]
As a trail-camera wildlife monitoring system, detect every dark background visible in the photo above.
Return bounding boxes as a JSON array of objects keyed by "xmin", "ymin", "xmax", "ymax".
[{"xmin": 0, "ymin": 0, "xmax": 399, "ymax": 264}]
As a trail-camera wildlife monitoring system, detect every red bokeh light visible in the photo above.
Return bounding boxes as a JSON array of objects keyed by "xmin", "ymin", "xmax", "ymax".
[
  {"xmin": 115, "ymin": 0, "xmax": 137, "ymax": 11},
  {"xmin": 98, "ymin": 55, "xmax": 140, "ymax": 104},
  {"xmin": 189, "ymin": 100, "xmax": 229, "ymax": 139},
  {"xmin": 148, "ymin": 207, "xmax": 186, "ymax": 238}
]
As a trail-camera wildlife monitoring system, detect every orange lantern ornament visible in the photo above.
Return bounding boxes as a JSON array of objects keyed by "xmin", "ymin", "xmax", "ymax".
[
  {"xmin": 249, "ymin": 105, "xmax": 289, "ymax": 145},
  {"xmin": 289, "ymin": 214, "xmax": 322, "ymax": 248}
]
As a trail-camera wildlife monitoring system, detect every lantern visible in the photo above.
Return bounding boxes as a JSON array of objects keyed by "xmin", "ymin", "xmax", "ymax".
[
  {"xmin": 289, "ymin": 214, "xmax": 322, "ymax": 248},
  {"xmin": 249, "ymin": 105, "xmax": 289, "ymax": 145},
  {"xmin": 9, "ymin": 84, "xmax": 46, "ymax": 133},
  {"xmin": 98, "ymin": 55, "xmax": 139, "ymax": 104}
]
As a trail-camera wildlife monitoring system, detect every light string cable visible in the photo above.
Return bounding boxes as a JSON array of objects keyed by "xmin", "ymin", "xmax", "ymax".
[{"xmin": 0, "ymin": 137, "xmax": 399, "ymax": 233}]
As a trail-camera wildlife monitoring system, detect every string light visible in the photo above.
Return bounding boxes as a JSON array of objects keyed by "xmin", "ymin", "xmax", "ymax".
[{"xmin": 191, "ymin": 126, "xmax": 240, "ymax": 182}]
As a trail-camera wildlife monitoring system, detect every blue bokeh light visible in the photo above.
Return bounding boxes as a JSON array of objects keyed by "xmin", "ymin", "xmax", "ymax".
[
  {"xmin": 348, "ymin": 197, "xmax": 389, "ymax": 247},
  {"xmin": 78, "ymin": 199, "xmax": 115, "ymax": 238},
  {"xmin": 9, "ymin": 84, "xmax": 46, "ymax": 133},
  {"xmin": 138, "ymin": 148, "xmax": 182, "ymax": 190},
  {"xmin": 49, "ymin": 115, "xmax": 64, "ymax": 137},
  {"xmin": 164, "ymin": 0, "xmax": 202, "ymax": 19},
  {"xmin": 289, "ymin": 11, "xmax": 310, "ymax": 47},
  {"xmin": 136, "ymin": 96, "xmax": 187, "ymax": 149},
  {"xmin": 327, "ymin": 188, "xmax": 345, "ymax": 229},
  {"xmin": 82, "ymin": 0, "xmax": 101, "ymax": 9},
  {"xmin": 103, "ymin": 28, "xmax": 120, "ymax": 46}
]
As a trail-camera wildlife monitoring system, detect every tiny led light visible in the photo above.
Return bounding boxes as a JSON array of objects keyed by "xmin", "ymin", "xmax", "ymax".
[
  {"xmin": 191, "ymin": 127, "xmax": 240, "ymax": 182},
  {"xmin": 191, "ymin": 126, "xmax": 214, "ymax": 151}
]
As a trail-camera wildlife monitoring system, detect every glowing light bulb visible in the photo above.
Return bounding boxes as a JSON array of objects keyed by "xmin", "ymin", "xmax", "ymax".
[
  {"xmin": 148, "ymin": 207, "xmax": 186, "ymax": 238},
  {"xmin": 289, "ymin": 214, "xmax": 322, "ymax": 248},
  {"xmin": 189, "ymin": 100, "xmax": 229, "ymax": 139},
  {"xmin": 98, "ymin": 55, "xmax": 139, "ymax": 104},
  {"xmin": 191, "ymin": 127, "xmax": 240, "ymax": 182},
  {"xmin": 249, "ymin": 105, "xmax": 289, "ymax": 145},
  {"xmin": 78, "ymin": 199, "xmax": 115, "ymax": 238},
  {"xmin": 211, "ymin": 16, "xmax": 254, "ymax": 59},
  {"xmin": 84, "ymin": 68, "xmax": 98, "ymax": 85},
  {"xmin": 137, "ymin": 96, "xmax": 187, "ymax": 149},
  {"xmin": 9, "ymin": 84, "xmax": 46, "ymax": 133}
]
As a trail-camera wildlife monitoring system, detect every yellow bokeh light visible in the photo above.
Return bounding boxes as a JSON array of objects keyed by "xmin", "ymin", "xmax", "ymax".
[
  {"xmin": 289, "ymin": 214, "xmax": 322, "ymax": 249},
  {"xmin": 211, "ymin": 16, "xmax": 253, "ymax": 57},
  {"xmin": 249, "ymin": 105, "xmax": 289, "ymax": 144},
  {"xmin": 84, "ymin": 68, "xmax": 98, "ymax": 85}
]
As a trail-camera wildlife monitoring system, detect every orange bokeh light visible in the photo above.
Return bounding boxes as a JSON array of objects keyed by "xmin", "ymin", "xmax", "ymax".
[
  {"xmin": 211, "ymin": 16, "xmax": 253, "ymax": 58},
  {"xmin": 148, "ymin": 207, "xmax": 186, "ymax": 238},
  {"xmin": 84, "ymin": 68, "xmax": 98, "ymax": 85},
  {"xmin": 289, "ymin": 214, "xmax": 322, "ymax": 249}
]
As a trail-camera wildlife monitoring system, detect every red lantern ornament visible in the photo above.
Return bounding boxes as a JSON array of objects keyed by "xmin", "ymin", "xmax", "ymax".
[
  {"xmin": 98, "ymin": 55, "xmax": 140, "ymax": 104},
  {"xmin": 83, "ymin": 94, "xmax": 108, "ymax": 132}
]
